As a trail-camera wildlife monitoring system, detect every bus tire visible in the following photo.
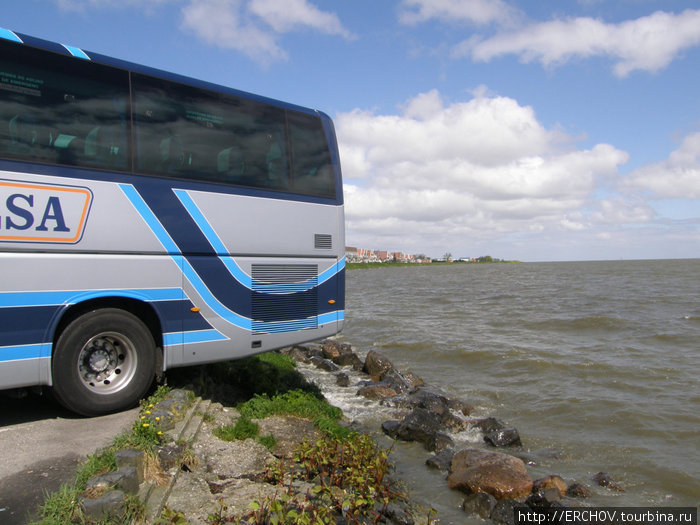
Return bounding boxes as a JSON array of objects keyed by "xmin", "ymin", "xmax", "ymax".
[{"xmin": 51, "ymin": 308, "xmax": 156, "ymax": 416}]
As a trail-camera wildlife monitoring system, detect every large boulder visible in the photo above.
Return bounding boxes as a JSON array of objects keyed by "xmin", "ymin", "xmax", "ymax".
[
  {"xmin": 448, "ymin": 449, "xmax": 533, "ymax": 500},
  {"xmin": 393, "ymin": 407, "xmax": 442, "ymax": 448},
  {"xmin": 363, "ymin": 350, "xmax": 395, "ymax": 378}
]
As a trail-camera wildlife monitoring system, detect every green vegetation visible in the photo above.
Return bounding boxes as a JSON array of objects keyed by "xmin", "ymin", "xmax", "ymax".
[
  {"xmin": 32, "ymin": 386, "xmax": 173, "ymax": 524},
  {"xmin": 208, "ymin": 433, "xmax": 405, "ymax": 525}
]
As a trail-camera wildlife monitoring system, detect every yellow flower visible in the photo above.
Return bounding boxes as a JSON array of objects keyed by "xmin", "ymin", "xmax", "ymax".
[{"xmin": 142, "ymin": 423, "xmax": 150, "ymax": 428}]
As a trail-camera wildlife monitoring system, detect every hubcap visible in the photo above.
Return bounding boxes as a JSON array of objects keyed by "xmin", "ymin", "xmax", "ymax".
[{"xmin": 77, "ymin": 332, "xmax": 137, "ymax": 394}]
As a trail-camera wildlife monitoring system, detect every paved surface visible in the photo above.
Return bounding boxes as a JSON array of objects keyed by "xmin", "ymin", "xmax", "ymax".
[{"xmin": 0, "ymin": 391, "xmax": 138, "ymax": 524}]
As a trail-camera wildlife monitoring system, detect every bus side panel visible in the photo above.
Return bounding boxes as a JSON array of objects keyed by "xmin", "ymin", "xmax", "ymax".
[{"xmin": 0, "ymin": 252, "xmax": 184, "ymax": 387}]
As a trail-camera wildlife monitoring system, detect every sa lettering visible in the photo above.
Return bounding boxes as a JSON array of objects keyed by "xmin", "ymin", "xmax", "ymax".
[{"xmin": 3, "ymin": 193, "xmax": 70, "ymax": 232}]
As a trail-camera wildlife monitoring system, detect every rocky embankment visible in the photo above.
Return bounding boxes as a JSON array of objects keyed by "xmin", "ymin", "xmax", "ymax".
[
  {"xmin": 285, "ymin": 340, "xmax": 624, "ymax": 523},
  {"xmin": 79, "ymin": 339, "xmax": 624, "ymax": 524}
]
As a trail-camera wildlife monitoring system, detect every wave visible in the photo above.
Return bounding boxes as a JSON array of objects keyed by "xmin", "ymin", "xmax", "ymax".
[{"xmin": 526, "ymin": 315, "xmax": 633, "ymax": 332}]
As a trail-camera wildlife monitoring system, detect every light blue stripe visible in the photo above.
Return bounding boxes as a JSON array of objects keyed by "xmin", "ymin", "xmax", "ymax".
[
  {"xmin": 318, "ymin": 310, "xmax": 343, "ymax": 325},
  {"xmin": 0, "ymin": 28, "xmax": 22, "ymax": 43},
  {"xmin": 173, "ymin": 189, "xmax": 253, "ymax": 287},
  {"xmin": 0, "ymin": 343, "xmax": 51, "ymax": 362},
  {"xmin": 120, "ymin": 185, "xmax": 181, "ymax": 254},
  {"xmin": 62, "ymin": 44, "xmax": 90, "ymax": 60},
  {"xmin": 319, "ymin": 257, "xmax": 345, "ymax": 284},
  {"xmin": 163, "ymin": 329, "xmax": 228, "ymax": 347},
  {"xmin": 0, "ymin": 288, "xmax": 182, "ymax": 308},
  {"xmin": 181, "ymin": 258, "xmax": 252, "ymax": 330}
]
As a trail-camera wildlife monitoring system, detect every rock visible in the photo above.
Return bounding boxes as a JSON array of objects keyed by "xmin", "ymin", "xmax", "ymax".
[
  {"xmin": 532, "ymin": 475, "xmax": 568, "ymax": 497},
  {"xmin": 566, "ymin": 482, "xmax": 592, "ymax": 498},
  {"xmin": 382, "ymin": 501, "xmax": 415, "ymax": 525},
  {"xmin": 448, "ymin": 448, "xmax": 533, "ymax": 500},
  {"xmin": 427, "ymin": 432, "xmax": 455, "ymax": 452},
  {"xmin": 113, "ymin": 449, "xmax": 144, "ymax": 483},
  {"xmin": 334, "ymin": 372, "xmax": 350, "ymax": 387},
  {"xmin": 402, "ymin": 371, "xmax": 424, "ymax": 387},
  {"xmin": 81, "ymin": 490, "xmax": 125, "ymax": 521},
  {"xmin": 85, "ymin": 466, "xmax": 139, "ymax": 495},
  {"xmin": 592, "ymin": 471, "xmax": 624, "ymax": 492},
  {"xmin": 284, "ymin": 345, "xmax": 311, "ymax": 363},
  {"xmin": 381, "ymin": 368, "xmax": 414, "ymax": 395},
  {"xmin": 526, "ymin": 488, "xmax": 561, "ymax": 509},
  {"xmin": 158, "ymin": 442, "xmax": 188, "ymax": 471},
  {"xmin": 484, "ymin": 428, "xmax": 522, "ymax": 448},
  {"xmin": 381, "ymin": 420, "xmax": 401, "ymax": 438},
  {"xmin": 448, "ymin": 398, "xmax": 475, "ymax": 416},
  {"xmin": 334, "ymin": 352, "xmax": 364, "ymax": 370},
  {"xmin": 462, "ymin": 492, "xmax": 497, "ymax": 519},
  {"xmin": 394, "ymin": 407, "xmax": 442, "ymax": 448},
  {"xmin": 490, "ymin": 498, "xmax": 519, "ymax": 525},
  {"xmin": 426, "ymin": 448, "xmax": 454, "ymax": 471},
  {"xmin": 471, "ymin": 417, "xmax": 506, "ymax": 433},
  {"xmin": 321, "ymin": 340, "xmax": 343, "ymax": 360},
  {"xmin": 309, "ymin": 356, "xmax": 339, "ymax": 372},
  {"xmin": 356, "ymin": 382, "xmax": 398, "ymax": 400},
  {"xmin": 363, "ymin": 350, "xmax": 395, "ymax": 378}
]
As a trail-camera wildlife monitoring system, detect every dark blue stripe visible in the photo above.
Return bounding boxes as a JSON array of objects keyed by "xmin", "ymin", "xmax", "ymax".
[{"xmin": 0, "ymin": 305, "xmax": 58, "ymax": 346}]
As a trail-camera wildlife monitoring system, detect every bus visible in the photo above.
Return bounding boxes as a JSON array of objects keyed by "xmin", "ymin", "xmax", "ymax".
[{"xmin": 0, "ymin": 28, "xmax": 345, "ymax": 416}]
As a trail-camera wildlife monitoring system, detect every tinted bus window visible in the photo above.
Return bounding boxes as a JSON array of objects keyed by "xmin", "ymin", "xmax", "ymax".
[
  {"xmin": 0, "ymin": 41, "xmax": 129, "ymax": 169},
  {"xmin": 132, "ymin": 74, "xmax": 290, "ymax": 191},
  {"xmin": 288, "ymin": 111, "xmax": 335, "ymax": 197}
]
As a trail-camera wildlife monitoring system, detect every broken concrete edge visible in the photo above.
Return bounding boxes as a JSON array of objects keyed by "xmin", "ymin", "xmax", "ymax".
[{"xmin": 79, "ymin": 388, "xmax": 204, "ymax": 523}]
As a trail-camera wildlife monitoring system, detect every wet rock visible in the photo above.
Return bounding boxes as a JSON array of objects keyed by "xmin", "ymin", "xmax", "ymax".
[
  {"xmin": 448, "ymin": 448, "xmax": 533, "ymax": 500},
  {"xmin": 382, "ymin": 369, "xmax": 414, "ymax": 395},
  {"xmin": 566, "ymin": 482, "xmax": 592, "ymax": 498},
  {"xmin": 526, "ymin": 488, "xmax": 561, "ymax": 509},
  {"xmin": 426, "ymin": 448, "xmax": 454, "ymax": 471},
  {"xmin": 309, "ymin": 356, "xmax": 339, "ymax": 372},
  {"xmin": 448, "ymin": 398, "xmax": 475, "ymax": 416},
  {"xmin": 356, "ymin": 381, "xmax": 398, "ymax": 400},
  {"xmin": 484, "ymin": 427, "xmax": 522, "ymax": 448},
  {"xmin": 321, "ymin": 340, "xmax": 344, "ymax": 361},
  {"xmin": 532, "ymin": 475, "xmax": 568, "ymax": 497},
  {"xmin": 490, "ymin": 498, "xmax": 519, "ymax": 525},
  {"xmin": 394, "ymin": 407, "xmax": 442, "ymax": 448},
  {"xmin": 462, "ymin": 492, "xmax": 497, "ymax": 519},
  {"xmin": 382, "ymin": 501, "xmax": 415, "ymax": 525},
  {"xmin": 471, "ymin": 417, "xmax": 506, "ymax": 434},
  {"xmin": 363, "ymin": 350, "xmax": 395, "ymax": 378},
  {"xmin": 592, "ymin": 471, "xmax": 624, "ymax": 492},
  {"xmin": 334, "ymin": 352, "xmax": 364, "ymax": 370},
  {"xmin": 335, "ymin": 372, "xmax": 350, "ymax": 387},
  {"xmin": 381, "ymin": 420, "xmax": 401, "ymax": 438},
  {"xmin": 402, "ymin": 371, "xmax": 424, "ymax": 387},
  {"xmin": 427, "ymin": 432, "xmax": 454, "ymax": 452},
  {"xmin": 284, "ymin": 345, "xmax": 311, "ymax": 363}
]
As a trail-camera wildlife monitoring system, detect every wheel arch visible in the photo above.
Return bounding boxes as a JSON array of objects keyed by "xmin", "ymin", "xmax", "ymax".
[{"xmin": 50, "ymin": 295, "xmax": 165, "ymax": 380}]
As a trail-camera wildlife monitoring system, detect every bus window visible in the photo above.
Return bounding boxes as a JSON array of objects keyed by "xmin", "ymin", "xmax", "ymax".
[
  {"xmin": 0, "ymin": 42, "xmax": 129, "ymax": 169},
  {"xmin": 288, "ymin": 111, "xmax": 335, "ymax": 197},
  {"xmin": 132, "ymin": 74, "xmax": 289, "ymax": 191}
]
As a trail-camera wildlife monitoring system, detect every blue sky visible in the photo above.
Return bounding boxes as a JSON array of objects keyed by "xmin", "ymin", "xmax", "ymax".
[{"xmin": 3, "ymin": 0, "xmax": 700, "ymax": 261}]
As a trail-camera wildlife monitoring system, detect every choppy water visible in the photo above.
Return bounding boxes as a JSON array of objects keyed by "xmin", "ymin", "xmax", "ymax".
[{"xmin": 302, "ymin": 260, "xmax": 700, "ymax": 522}]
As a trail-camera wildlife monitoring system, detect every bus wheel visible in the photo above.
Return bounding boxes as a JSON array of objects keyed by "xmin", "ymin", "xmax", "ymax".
[{"xmin": 52, "ymin": 308, "xmax": 157, "ymax": 416}]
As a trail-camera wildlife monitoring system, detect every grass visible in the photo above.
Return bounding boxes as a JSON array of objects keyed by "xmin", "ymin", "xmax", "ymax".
[{"xmin": 31, "ymin": 386, "xmax": 173, "ymax": 525}]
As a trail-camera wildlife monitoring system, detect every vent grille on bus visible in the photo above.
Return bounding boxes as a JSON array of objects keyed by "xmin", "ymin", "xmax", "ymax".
[
  {"xmin": 251, "ymin": 264, "xmax": 318, "ymax": 334},
  {"xmin": 314, "ymin": 234, "xmax": 332, "ymax": 249}
]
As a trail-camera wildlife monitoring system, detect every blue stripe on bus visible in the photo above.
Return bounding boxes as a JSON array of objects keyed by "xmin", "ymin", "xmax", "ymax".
[
  {"xmin": 62, "ymin": 44, "xmax": 90, "ymax": 60},
  {"xmin": 174, "ymin": 188, "xmax": 343, "ymax": 294},
  {"xmin": 0, "ymin": 343, "xmax": 51, "ymax": 362},
  {"xmin": 163, "ymin": 329, "xmax": 228, "ymax": 347},
  {"xmin": 0, "ymin": 28, "xmax": 22, "ymax": 43},
  {"xmin": 0, "ymin": 288, "xmax": 183, "ymax": 308},
  {"xmin": 120, "ymin": 184, "xmax": 181, "ymax": 254}
]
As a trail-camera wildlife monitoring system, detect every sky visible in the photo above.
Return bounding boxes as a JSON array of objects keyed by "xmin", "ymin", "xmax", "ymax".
[{"xmin": 3, "ymin": 0, "xmax": 700, "ymax": 262}]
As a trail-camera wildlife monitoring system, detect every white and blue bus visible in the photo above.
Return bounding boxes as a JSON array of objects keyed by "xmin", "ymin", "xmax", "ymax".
[{"xmin": 0, "ymin": 29, "xmax": 345, "ymax": 416}]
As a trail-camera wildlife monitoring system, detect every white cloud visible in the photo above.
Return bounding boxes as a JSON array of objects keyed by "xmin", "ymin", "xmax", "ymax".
[
  {"xmin": 248, "ymin": 0, "xmax": 354, "ymax": 39},
  {"xmin": 181, "ymin": 0, "xmax": 287, "ymax": 63},
  {"xmin": 336, "ymin": 89, "xmax": 630, "ymax": 255},
  {"xmin": 398, "ymin": 0, "xmax": 519, "ymax": 27},
  {"xmin": 454, "ymin": 9, "xmax": 700, "ymax": 77},
  {"xmin": 53, "ymin": 0, "xmax": 352, "ymax": 64},
  {"xmin": 625, "ymin": 132, "xmax": 700, "ymax": 198}
]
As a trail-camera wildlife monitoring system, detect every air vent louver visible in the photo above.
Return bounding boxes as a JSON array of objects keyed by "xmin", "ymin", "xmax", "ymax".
[
  {"xmin": 314, "ymin": 234, "xmax": 332, "ymax": 249},
  {"xmin": 251, "ymin": 264, "xmax": 318, "ymax": 334}
]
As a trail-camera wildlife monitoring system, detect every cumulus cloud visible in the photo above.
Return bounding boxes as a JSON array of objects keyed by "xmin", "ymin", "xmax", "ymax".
[
  {"xmin": 625, "ymin": 132, "xmax": 700, "ymax": 198},
  {"xmin": 336, "ymin": 89, "xmax": 629, "ymax": 254},
  {"xmin": 53, "ymin": 0, "xmax": 352, "ymax": 64},
  {"xmin": 398, "ymin": 0, "xmax": 520, "ymax": 27},
  {"xmin": 454, "ymin": 9, "xmax": 700, "ymax": 77}
]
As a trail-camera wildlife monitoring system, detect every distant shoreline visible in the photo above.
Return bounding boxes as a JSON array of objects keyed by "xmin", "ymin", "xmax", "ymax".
[{"xmin": 346, "ymin": 260, "xmax": 521, "ymax": 270}]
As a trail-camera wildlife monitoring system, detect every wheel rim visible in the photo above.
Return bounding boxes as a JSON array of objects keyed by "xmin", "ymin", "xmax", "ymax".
[{"xmin": 77, "ymin": 331, "xmax": 138, "ymax": 395}]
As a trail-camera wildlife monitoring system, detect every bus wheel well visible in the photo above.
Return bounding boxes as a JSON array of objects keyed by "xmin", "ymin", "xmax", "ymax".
[{"xmin": 53, "ymin": 298, "xmax": 164, "ymax": 359}]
